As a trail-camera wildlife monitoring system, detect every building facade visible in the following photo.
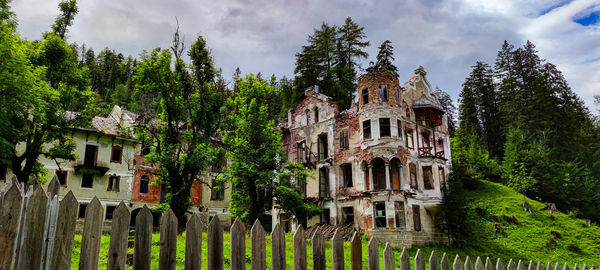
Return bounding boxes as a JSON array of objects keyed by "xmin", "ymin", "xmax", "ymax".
[{"xmin": 280, "ymin": 67, "xmax": 451, "ymax": 247}]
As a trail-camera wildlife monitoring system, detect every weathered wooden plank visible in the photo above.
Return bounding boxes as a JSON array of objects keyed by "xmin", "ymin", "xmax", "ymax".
[
  {"xmin": 580, "ymin": 264, "xmax": 585, "ymax": 270},
  {"xmin": 465, "ymin": 256, "xmax": 473, "ymax": 270},
  {"xmin": 441, "ymin": 253, "xmax": 450, "ymax": 270},
  {"xmin": 41, "ymin": 194, "xmax": 59, "ymax": 269},
  {"xmin": 453, "ymin": 255, "xmax": 462, "ymax": 270},
  {"xmin": 293, "ymin": 226, "xmax": 306, "ymax": 270},
  {"xmin": 528, "ymin": 261, "xmax": 535, "ymax": 270},
  {"xmin": 250, "ymin": 219, "xmax": 266, "ymax": 270},
  {"xmin": 485, "ymin": 258, "xmax": 493, "ymax": 270},
  {"xmin": 0, "ymin": 184, "xmax": 23, "ymax": 269},
  {"xmin": 546, "ymin": 262, "xmax": 552, "ymax": 270},
  {"xmin": 508, "ymin": 260, "xmax": 516, "ymax": 270},
  {"xmin": 49, "ymin": 191, "xmax": 78, "ymax": 270},
  {"xmin": 79, "ymin": 197, "xmax": 104, "ymax": 270},
  {"xmin": 518, "ymin": 260, "xmax": 525, "ymax": 270},
  {"xmin": 350, "ymin": 231, "xmax": 362, "ymax": 270},
  {"xmin": 574, "ymin": 264, "xmax": 580, "ymax": 270},
  {"xmin": 20, "ymin": 186, "xmax": 48, "ymax": 270},
  {"xmin": 554, "ymin": 263, "xmax": 561, "ymax": 270},
  {"xmin": 400, "ymin": 247, "xmax": 410, "ymax": 270},
  {"xmin": 367, "ymin": 237, "xmax": 380, "ymax": 270},
  {"xmin": 497, "ymin": 259, "xmax": 505, "ymax": 270},
  {"xmin": 47, "ymin": 175, "xmax": 60, "ymax": 200},
  {"xmin": 107, "ymin": 202, "xmax": 130, "ymax": 270},
  {"xmin": 159, "ymin": 208, "xmax": 177, "ymax": 270},
  {"xmin": 271, "ymin": 224, "xmax": 285, "ymax": 270},
  {"xmin": 536, "ymin": 262, "xmax": 543, "ymax": 270},
  {"xmin": 475, "ymin": 257, "xmax": 484, "ymax": 270},
  {"xmin": 133, "ymin": 205, "xmax": 153, "ymax": 270},
  {"xmin": 230, "ymin": 217, "xmax": 246, "ymax": 270},
  {"xmin": 311, "ymin": 228, "xmax": 325, "ymax": 270},
  {"xmin": 332, "ymin": 229, "xmax": 344, "ymax": 270},
  {"xmin": 207, "ymin": 215, "xmax": 224, "ymax": 270},
  {"xmin": 383, "ymin": 243, "xmax": 395, "ymax": 270},
  {"xmin": 564, "ymin": 264, "xmax": 570, "ymax": 270},
  {"xmin": 416, "ymin": 249, "xmax": 425, "ymax": 270},
  {"xmin": 185, "ymin": 214, "xmax": 202, "ymax": 270},
  {"xmin": 430, "ymin": 251, "xmax": 439, "ymax": 270}
]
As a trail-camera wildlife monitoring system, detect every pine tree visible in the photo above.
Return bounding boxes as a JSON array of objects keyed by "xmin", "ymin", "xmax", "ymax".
[
  {"xmin": 366, "ymin": 40, "xmax": 398, "ymax": 76},
  {"xmin": 432, "ymin": 87, "xmax": 457, "ymax": 137}
]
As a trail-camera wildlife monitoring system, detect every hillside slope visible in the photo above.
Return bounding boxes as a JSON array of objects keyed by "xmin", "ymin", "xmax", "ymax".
[{"xmin": 411, "ymin": 180, "xmax": 600, "ymax": 265}]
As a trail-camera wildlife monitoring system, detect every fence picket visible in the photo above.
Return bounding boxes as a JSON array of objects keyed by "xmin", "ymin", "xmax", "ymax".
[
  {"xmin": 0, "ymin": 184, "xmax": 22, "ymax": 269},
  {"xmin": 430, "ymin": 251, "xmax": 439, "ymax": 270},
  {"xmin": 271, "ymin": 224, "xmax": 285, "ymax": 270},
  {"xmin": 367, "ymin": 237, "xmax": 379, "ymax": 270},
  {"xmin": 41, "ymin": 195, "xmax": 59, "ymax": 269},
  {"xmin": 133, "ymin": 205, "xmax": 153, "ymax": 270},
  {"xmin": 518, "ymin": 260, "xmax": 525, "ymax": 270},
  {"xmin": 293, "ymin": 226, "xmax": 306, "ymax": 270},
  {"xmin": 230, "ymin": 217, "xmax": 246, "ymax": 270},
  {"xmin": 497, "ymin": 259, "xmax": 504, "ymax": 270},
  {"xmin": 312, "ymin": 228, "xmax": 325, "ymax": 270},
  {"xmin": 546, "ymin": 262, "xmax": 552, "ymax": 270},
  {"xmin": 555, "ymin": 263, "xmax": 561, "ymax": 270},
  {"xmin": 485, "ymin": 258, "xmax": 493, "ymax": 270},
  {"xmin": 564, "ymin": 264, "xmax": 570, "ymax": 270},
  {"xmin": 250, "ymin": 219, "xmax": 266, "ymax": 270},
  {"xmin": 454, "ymin": 255, "xmax": 462, "ymax": 270},
  {"xmin": 416, "ymin": 249, "xmax": 425, "ymax": 270},
  {"xmin": 350, "ymin": 231, "xmax": 361, "ymax": 270},
  {"xmin": 441, "ymin": 253, "xmax": 450, "ymax": 270},
  {"xmin": 47, "ymin": 175, "xmax": 60, "ymax": 200},
  {"xmin": 529, "ymin": 261, "xmax": 535, "ymax": 270},
  {"xmin": 185, "ymin": 214, "xmax": 202, "ymax": 270},
  {"xmin": 475, "ymin": 257, "xmax": 484, "ymax": 270},
  {"xmin": 20, "ymin": 186, "xmax": 48, "ymax": 270},
  {"xmin": 79, "ymin": 197, "xmax": 103, "ymax": 270},
  {"xmin": 49, "ymin": 191, "xmax": 78, "ymax": 270},
  {"xmin": 158, "ymin": 208, "xmax": 177, "ymax": 270},
  {"xmin": 107, "ymin": 202, "xmax": 130, "ymax": 270},
  {"xmin": 383, "ymin": 243, "xmax": 394, "ymax": 270},
  {"xmin": 574, "ymin": 264, "xmax": 580, "ymax": 270},
  {"xmin": 508, "ymin": 260, "xmax": 516, "ymax": 270},
  {"xmin": 537, "ymin": 262, "xmax": 543, "ymax": 270},
  {"xmin": 14, "ymin": 184, "xmax": 32, "ymax": 269},
  {"xmin": 332, "ymin": 229, "xmax": 344, "ymax": 270},
  {"xmin": 207, "ymin": 215, "xmax": 223, "ymax": 270},
  {"xmin": 465, "ymin": 256, "xmax": 473, "ymax": 270}
]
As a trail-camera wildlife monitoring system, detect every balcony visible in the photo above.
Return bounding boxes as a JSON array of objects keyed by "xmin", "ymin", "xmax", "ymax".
[
  {"xmin": 418, "ymin": 147, "xmax": 446, "ymax": 160},
  {"xmin": 74, "ymin": 161, "xmax": 110, "ymax": 175}
]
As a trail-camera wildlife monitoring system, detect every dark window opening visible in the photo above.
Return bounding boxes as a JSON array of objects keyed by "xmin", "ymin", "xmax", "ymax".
[
  {"xmin": 396, "ymin": 88, "xmax": 401, "ymax": 106},
  {"xmin": 318, "ymin": 134, "xmax": 328, "ymax": 160},
  {"xmin": 318, "ymin": 167, "xmax": 329, "ymax": 198},
  {"xmin": 423, "ymin": 166, "xmax": 434, "ymax": 190},
  {"xmin": 391, "ymin": 159, "xmax": 401, "ymax": 190},
  {"xmin": 84, "ymin": 145, "xmax": 98, "ymax": 166},
  {"xmin": 339, "ymin": 130, "xmax": 349, "ymax": 150},
  {"xmin": 409, "ymin": 163, "xmax": 418, "ymax": 189},
  {"xmin": 378, "ymin": 85, "xmax": 388, "ymax": 102},
  {"xmin": 108, "ymin": 175, "xmax": 120, "ymax": 191},
  {"xmin": 372, "ymin": 159, "xmax": 386, "ymax": 190},
  {"xmin": 374, "ymin": 203, "xmax": 387, "ymax": 228},
  {"xmin": 395, "ymin": 202, "xmax": 405, "ymax": 228},
  {"xmin": 439, "ymin": 167, "xmax": 446, "ymax": 186},
  {"xmin": 321, "ymin": 208, "xmax": 330, "ymax": 224},
  {"xmin": 341, "ymin": 163, "xmax": 353, "ymax": 188},
  {"xmin": 296, "ymin": 141, "xmax": 305, "ymax": 163},
  {"xmin": 211, "ymin": 179, "xmax": 224, "ymax": 201},
  {"xmin": 422, "ymin": 133, "xmax": 431, "ymax": 148},
  {"xmin": 342, "ymin": 207, "xmax": 354, "ymax": 225},
  {"xmin": 141, "ymin": 143, "xmax": 151, "ymax": 156},
  {"xmin": 397, "ymin": 120, "xmax": 403, "ymax": 139},
  {"xmin": 56, "ymin": 170, "xmax": 67, "ymax": 186},
  {"xmin": 363, "ymin": 120, "xmax": 371, "ymax": 140},
  {"xmin": 412, "ymin": 205, "xmax": 421, "ymax": 231},
  {"xmin": 82, "ymin": 173, "xmax": 93, "ymax": 188},
  {"xmin": 362, "ymin": 88, "xmax": 369, "ymax": 105},
  {"xmin": 314, "ymin": 107, "xmax": 319, "ymax": 122},
  {"xmin": 111, "ymin": 146, "xmax": 123, "ymax": 163},
  {"xmin": 78, "ymin": 204, "xmax": 88, "ymax": 219},
  {"xmin": 379, "ymin": 118, "xmax": 391, "ymax": 137},
  {"xmin": 140, "ymin": 175, "xmax": 150, "ymax": 194},
  {"xmin": 0, "ymin": 165, "xmax": 6, "ymax": 182},
  {"xmin": 106, "ymin": 205, "xmax": 116, "ymax": 220}
]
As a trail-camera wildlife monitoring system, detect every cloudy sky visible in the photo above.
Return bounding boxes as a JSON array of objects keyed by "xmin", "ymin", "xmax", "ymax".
[{"xmin": 12, "ymin": 0, "xmax": 600, "ymax": 109}]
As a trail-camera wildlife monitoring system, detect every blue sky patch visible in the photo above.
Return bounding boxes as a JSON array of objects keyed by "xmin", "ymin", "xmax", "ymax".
[
  {"xmin": 574, "ymin": 11, "xmax": 599, "ymax": 26},
  {"xmin": 539, "ymin": 1, "xmax": 572, "ymax": 16}
]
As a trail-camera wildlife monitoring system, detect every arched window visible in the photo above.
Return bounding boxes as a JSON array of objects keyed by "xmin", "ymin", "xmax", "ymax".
[{"xmin": 140, "ymin": 175, "xmax": 150, "ymax": 194}]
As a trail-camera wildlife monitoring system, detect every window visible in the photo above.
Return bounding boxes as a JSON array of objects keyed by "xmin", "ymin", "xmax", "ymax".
[
  {"xmin": 422, "ymin": 132, "xmax": 431, "ymax": 148},
  {"xmin": 362, "ymin": 88, "xmax": 369, "ymax": 105},
  {"xmin": 423, "ymin": 166, "xmax": 433, "ymax": 190},
  {"xmin": 409, "ymin": 164, "xmax": 418, "ymax": 189},
  {"xmin": 397, "ymin": 120, "xmax": 402, "ymax": 139},
  {"xmin": 140, "ymin": 175, "xmax": 150, "ymax": 194},
  {"xmin": 379, "ymin": 118, "xmax": 391, "ymax": 137},
  {"xmin": 318, "ymin": 167, "xmax": 329, "ymax": 198},
  {"xmin": 439, "ymin": 167, "xmax": 446, "ymax": 186},
  {"xmin": 314, "ymin": 107, "xmax": 319, "ymax": 122},
  {"xmin": 339, "ymin": 129, "xmax": 349, "ymax": 150},
  {"xmin": 372, "ymin": 159, "xmax": 386, "ymax": 190},
  {"xmin": 374, "ymin": 202, "xmax": 387, "ymax": 228},
  {"xmin": 56, "ymin": 170, "xmax": 67, "ymax": 186},
  {"xmin": 342, "ymin": 207, "xmax": 354, "ymax": 225},
  {"xmin": 84, "ymin": 145, "xmax": 98, "ymax": 166},
  {"xmin": 106, "ymin": 205, "xmax": 116, "ymax": 220},
  {"xmin": 296, "ymin": 141, "xmax": 305, "ymax": 163},
  {"xmin": 405, "ymin": 130, "xmax": 414, "ymax": 149},
  {"xmin": 141, "ymin": 142, "xmax": 151, "ymax": 156},
  {"xmin": 211, "ymin": 179, "xmax": 224, "ymax": 200},
  {"xmin": 78, "ymin": 204, "xmax": 88, "ymax": 219},
  {"xmin": 318, "ymin": 134, "xmax": 328, "ymax": 160},
  {"xmin": 305, "ymin": 109, "xmax": 311, "ymax": 125},
  {"xmin": 396, "ymin": 87, "xmax": 401, "ymax": 106},
  {"xmin": 378, "ymin": 85, "xmax": 388, "ymax": 102},
  {"xmin": 406, "ymin": 108, "xmax": 411, "ymax": 119},
  {"xmin": 395, "ymin": 202, "xmax": 405, "ymax": 228},
  {"xmin": 82, "ymin": 173, "xmax": 93, "ymax": 188},
  {"xmin": 363, "ymin": 120, "xmax": 371, "ymax": 140},
  {"xmin": 412, "ymin": 205, "xmax": 421, "ymax": 231},
  {"xmin": 111, "ymin": 146, "xmax": 123, "ymax": 163},
  {"xmin": 341, "ymin": 163, "xmax": 353, "ymax": 188},
  {"xmin": 321, "ymin": 208, "xmax": 330, "ymax": 224},
  {"xmin": 108, "ymin": 175, "xmax": 120, "ymax": 191},
  {"xmin": 1, "ymin": 164, "xmax": 7, "ymax": 182}
]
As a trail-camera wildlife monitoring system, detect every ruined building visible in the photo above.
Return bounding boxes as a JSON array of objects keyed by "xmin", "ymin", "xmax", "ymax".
[{"xmin": 279, "ymin": 67, "xmax": 450, "ymax": 247}]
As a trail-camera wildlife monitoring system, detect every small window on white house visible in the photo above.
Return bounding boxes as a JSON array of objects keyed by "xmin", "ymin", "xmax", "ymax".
[
  {"xmin": 395, "ymin": 202, "xmax": 405, "ymax": 228},
  {"xmin": 56, "ymin": 170, "xmax": 67, "ymax": 186},
  {"xmin": 140, "ymin": 175, "xmax": 150, "ymax": 194},
  {"xmin": 108, "ymin": 175, "xmax": 120, "ymax": 192},
  {"xmin": 342, "ymin": 207, "xmax": 354, "ymax": 225},
  {"xmin": 82, "ymin": 173, "xmax": 93, "ymax": 188}
]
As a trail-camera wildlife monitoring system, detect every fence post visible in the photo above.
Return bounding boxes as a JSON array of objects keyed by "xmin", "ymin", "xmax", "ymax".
[
  {"xmin": 465, "ymin": 256, "xmax": 473, "ymax": 270},
  {"xmin": 441, "ymin": 253, "xmax": 450, "ymax": 270},
  {"xmin": 207, "ymin": 215, "xmax": 223, "ymax": 270},
  {"xmin": 185, "ymin": 214, "xmax": 202, "ymax": 270},
  {"xmin": 574, "ymin": 264, "xmax": 580, "ymax": 270},
  {"xmin": 49, "ymin": 191, "xmax": 78, "ymax": 270},
  {"xmin": 537, "ymin": 262, "xmax": 543, "ymax": 270},
  {"xmin": 367, "ymin": 237, "xmax": 379, "ymax": 270},
  {"xmin": 430, "ymin": 251, "xmax": 439, "ymax": 270},
  {"xmin": 475, "ymin": 257, "xmax": 484, "ymax": 270},
  {"xmin": 250, "ymin": 219, "xmax": 266, "ymax": 270},
  {"xmin": 497, "ymin": 259, "xmax": 505, "ymax": 270},
  {"xmin": 400, "ymin": 247, "xmax": 410, "ymax": 270},
  {"xmin": 312, "ymin": 228, "xmax": 325, "ymax": 270},
  {"xmin": 107, "ymin": 202, "xmax": 131, "ymax": 270},
  {"xmin": 564, "ymin": 264, "xmax": 570, "ymax": 270},
  {"xmin": 555, "ymin": 263, "xmax": 561, "ymax": 270},
  {"xmin": 0, "ymin": 184, "xmax": 22, "ymax": 269},
  {"xmin": 383, "ymin": 243, "xmax": 394, "ymax": 270},
  {"xmin": 47, "ymin": 175, "xmax": 60, "ymax": 200},
  {"xmin": 271, "ymin": 224, "xmax": 285, "ymax": 270},
  {"xmin": 20, "ymin": 186, "xmax": 48, "ymax": 270},
  {"xmin": 518, "ymin": 260, "xmax": 525, "ymax": 270},
  {"xmin": 350, "ymin": 231, "xmax": 362, "ymax": 270},
  {"xmin": 485, "ymin": 258, "xmax": 493, "ymax": 270},
  {"xmin": 332, "ymin": 229, "xmax": 344, "ymax": 270},
  {"xmin": 230, "ymin": 217, "xmax": 246, "ymax": 270},
  {"xmin": 133, "ymin": 205, "xmax": 153, "ymax": 270},
  {"xmin": 159, "ymin": 208, "xmax": 177, "ymax": 270},
  {"xmin": 416, "ymin": 249, "xmax": 425, "ymax": 270},
  {"xmin": 14, "ymin": 184, "xmax": 33, "ymax": 269},
  {"xmin": 79, "ymin": 196, "xmax": 103, "ymax": 270},
  {"xmin": 293, "ymin": 225, "xmax": 306, "ymax": 270},
  {"xmin": 41, "ymin": 195, "xmax": 59, "ymax": 269},
  {"xmin": 546, "ymin": 262, "xmax": 552, "ymax": 270},
  {"xmin": 453, "ymin": 255, "xmax": 462, "ymax": 270}
]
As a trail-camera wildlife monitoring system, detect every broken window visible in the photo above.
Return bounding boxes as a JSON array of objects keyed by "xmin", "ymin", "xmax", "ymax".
[
  {"xmin": 374, "ymin": 202, "xmax": 387, "ymax": 228},
  {"xmin": 395, "ymin": 202, "xmax": 405, "ymax": 228},
  {"xmin": 321, "ymin": 208, "xmax": 330, "ymax": 224},
  {"xmin": 409, "ymin": 163, "xmax": 418, "ymax": 189},
  {"xmin": 342, "ymin": 207, "xmax": 354, "ymax": 225},
  {"xmin": 341, "ymin": 163, "xmax": 353, "ymax": 188},
  {"xmin": 363, "ymin": 120, "xmax": 371, "ymax": 140},
  {"xmin": 379, "ymin": 118, "xmax": 391, "ymax": 137},
  {"xmin": 423, "ymin": 166, "xmax": 433, "ymax": 190},
  {"xmin": 211, "ymin": 178, "xmax": 224, "ymax": 200},
  {"xmin": 318, "ymin": 134, "xmax": 328, "ymax": 160},
  {"xmin": 140, "ymin": 175, "xmax": 150, "ymax": 194},
  {"xmin": 422, "ymin": 132, "xmax": 431, "ymax": 148},
  {"xmin": 339, "ymin": 129, "xmax": 349, "ymax": 150},
  {"xmin": 141, "ymin": 142, "xmax": 151, "ymax": 156},
  {"xmin": 296, "ymin": 141, "xmax": 305, "ymax": 163},
  {"xmin": 397, "ymin": 120, "xmax": 402, "ymax": 139},
  {"xmin": 82, "ymin": 173, "xmax": 93, "ymax": 188},
  {"xmin": 378, "ymin": 84, "xmax": 388, "ymax": 103},
  {"xmin": 108, "ymin": 175, "xmax": 120, "ymax": 192},
  {"xmin": 372, "ymin": 158, "xmax": 386, "ymax": 190},
  {"xmin": 106, "ymin": 205, "xmax": 116, "ymax": 220},
  {"xmin": 315, "ymin": 107, "xmax": 319, "ymax": 122},
  {"xmin": 111, "ymin": 145, "xmax": 123, "ymax": 163},
  {"xmin": 78, "ymin": 203, "xmax": 88, "ymax": 219},
  {"xmin": 56, "ymin": 170, "xmax": 67, "ymax": 186},
  {"xmin": 84, "ymin": 145, "xmax": 98, "ymax": 166},
  {"xmin": 318, "ymin": 167, "xmax": 329, "ymax": 198},
  {"xmin": 405, "ymin": 130, "xmax": 414, "ymax": 149},
  {"xmin": 362, "ymin": 88, "xmax": 369, "ymax": 105},
  {"xmin": 412, "ymin": 205, "xmax": 421, "ymax": 231},
  {"xmin": 396, "ymin": 87, "xmax": 401, "ymax": 106}
]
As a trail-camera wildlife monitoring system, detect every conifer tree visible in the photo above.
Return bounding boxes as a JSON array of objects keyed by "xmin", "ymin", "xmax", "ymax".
[{"xmin": 367, "ymin": 40, "xmax": 398, "ymax": 76}]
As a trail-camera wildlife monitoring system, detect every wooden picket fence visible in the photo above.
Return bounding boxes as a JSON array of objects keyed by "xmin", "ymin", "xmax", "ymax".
[{"xmin": 0, "ymin": 175, "xmax": 596, "ymax": 270}]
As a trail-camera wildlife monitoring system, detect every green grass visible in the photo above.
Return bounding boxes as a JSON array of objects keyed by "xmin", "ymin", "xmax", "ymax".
[{"xmin": 69, "ymin": 180, "xmax": 600, "ymax": 269}]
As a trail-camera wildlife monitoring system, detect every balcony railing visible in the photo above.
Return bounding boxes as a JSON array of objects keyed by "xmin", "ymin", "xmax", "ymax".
[{"xmin": 418, "ymin": 147, "xmax": 446, "ymax": 159}]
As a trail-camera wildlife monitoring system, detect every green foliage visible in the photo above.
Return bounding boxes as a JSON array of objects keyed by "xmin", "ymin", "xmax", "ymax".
[
  {"xmin": 439, "ymin": 162, "xmax": 473, "ymax": 247},
  {"xmin": 51, "ymin": 0, "xmax": 78, "ymax": 39},
  {"xmin": 366, "ymin": 40, "xmax": 398, "ymax": 77}
]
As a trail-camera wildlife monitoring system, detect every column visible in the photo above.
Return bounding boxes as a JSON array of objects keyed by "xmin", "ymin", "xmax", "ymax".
[
  {"xmin": 385, "ymin": 162, "xmax": 391, "ymax": 190},
  {"xmin": 368, "ymin": 165, "xmax": 373, "ymax": 190}
]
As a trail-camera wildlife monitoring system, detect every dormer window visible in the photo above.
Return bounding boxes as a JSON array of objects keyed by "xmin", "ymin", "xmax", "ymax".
[
  {"xmin": 378, "ymin": 85, "xmax": 388, "ymax": 103},
  {"xmin": 362, "ymin": 88, "xmax": 369, "ymax": 105}
]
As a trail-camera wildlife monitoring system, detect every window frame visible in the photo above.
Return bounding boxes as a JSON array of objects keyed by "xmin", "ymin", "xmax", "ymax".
[
  {"xmin": 107, "ymin": 175, "xmax": 120, "ymax": 192},
  {"xmin": 378, "ymin": 84, "xmax": 388, "ymax": 103},
  {"xmin": 394, "ymin": 201, "xmax": 405, "ymax": 228},
  {"xmin": 139, "ymin": 175, "xmax": 150, "ymax": 194},
  {"xmin": 379, "ymin": 118, "xmax": 391, "ymax": 137},
  {"xmin": 405, "ymin": 130, "xmax": 414, "ymax": 149},
  {"xmin": 339, "ymin": 129, "xmax": 349, "ymax": 150},
  {"xmin": 397, "ymin": 120, "xmax": 403, "ymax": 139},
  {"xmin": 363, "ymin": 120, "xmax": 372, "ymax": 140},
  {"xmin": 210, "ymin": 178, "xmax": 225, "ymax": 201},
  {"xmin": 81, "ymin": 173, "xmax": 94, "ymax": 188},
  {"xmin": 318, "ymin": 134, "xmax": 328, "ymax": 160},
  {"xmin": 362, "ymin": 88, "xmax": 369, "ymax": 105},
  {"xmin": 423, "ymin": 166, "xmax": 434, "ymax": 190},
  {"xmin": 342, "ymin": 206, "xmax": 354, "ymax": 225},
  {"xmin": 318, "ymin": 167, "xmax": 329, "ymax": 198},
  {"xmin": 374, "ymin": 202, "xmax": 387, "ymax": 228},
  {"xmin": 56, "ymin": 170, "xmax": 68, "ymax": 186},
  {"xmin": 340, "ymin": 163, "xmax": 353, "ymax": 188},
  {"xmin": 412, "ymin": 205, "xmax": 422, "ymax": 231},
  {"xmin": 105, "ymin": 205, "xmax": 116, "ymax": 220},
  {"xmin": 78, "ymin": 203, "xmax": 88, "ymax": 219},
  {"xmin": 110, "ymin": 145, "xmax": 123, "ymax": 163}
]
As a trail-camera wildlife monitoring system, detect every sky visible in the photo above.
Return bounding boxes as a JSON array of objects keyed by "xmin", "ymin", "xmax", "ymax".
[{"xmin": 11, "ymin": 0, "xmax": 600, "ymax": 109}]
